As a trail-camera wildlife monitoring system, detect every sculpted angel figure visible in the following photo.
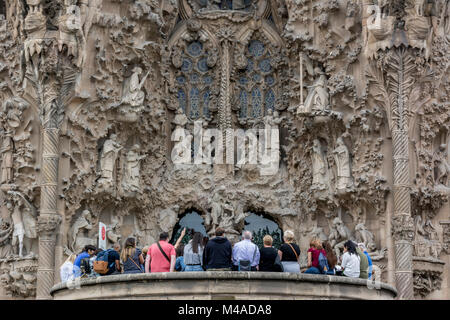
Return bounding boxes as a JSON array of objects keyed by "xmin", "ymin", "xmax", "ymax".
[{"xmin": 121, "ymin": 67, "xmax": 149, "ymax": 108}]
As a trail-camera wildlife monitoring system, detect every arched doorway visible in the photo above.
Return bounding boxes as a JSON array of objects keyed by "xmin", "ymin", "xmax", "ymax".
[
  {"xmin": 170, "ymin": 210, "xmax": 207, "ymax": 245},
  {"xmin": 244, "ymin": 212, "xmax": 283, "ymax": 249}
]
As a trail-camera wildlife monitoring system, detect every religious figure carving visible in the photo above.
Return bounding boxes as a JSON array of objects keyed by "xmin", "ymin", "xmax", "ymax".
[
  {"xmin": 333, "ymin": 137, "xmax": 353, "ymax": 190},
  {"xmin": 121, "ymin": 67, "xmax": 149, "ymax": 108},
  {"xmin": 58, "ymin": 0, "xmax": 86, "ymax": 67},
  {"xmin": 8, "ymin": 192, "xmax": 37, "ymax": 257},
  {"xmin": 122, "ymin": 144, "xmax": 146, "ymax": 194},
  {"xmin": 98, "ymin": 134, "xmax": 122, "ymax": 189},
  {"xmin": 0, "ymin": 130, "xmax": 14, "ymax": 184},
  {"xmin": 303, "ymin": 68, "xmax": 329, "ymax": 113},
  {"xmin": 415, "ymin": 215, "xmax": 442, "ymax": 259},
  {"xmin": 106, "ymin": 214, "xmax": 122, "ymax": 245},
  {"xmin": 354, "ymin": 223, "xmax": 377, "ymax": 252},
  {"xmin": 311, "ymin": 139, "xmax": 330, "ymax": 191},
  {"xmin": 328, "ymin": 217, "xmax": 353, "ymax": 258},
  {"xmin": 69, "ymin": 210, "xmax": 94, "ymax": 253},
  {"xmin": 433, "ymin": 144, "xmax": 449, "ymax": 187}
]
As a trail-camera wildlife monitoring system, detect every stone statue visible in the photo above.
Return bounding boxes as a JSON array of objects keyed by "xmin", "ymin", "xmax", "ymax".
[
  {"xmin": 354, "ymin": 223, "xmax": 377, "ymax": 252},
  {"xmin": 9, "ymin": 193, "xmax": 37, "ymax": 257},
  {"xmin": 333, "ymin": 137, "xmax": 353, "ymax": 190},
  {"xmin": 304, "ymin": 68, "xmax": 329, "ymax": 113},
  {"xmin": 121, "ymin": 67, "xmax": 149, "ymax": 108},
  {"xmin": 311, "ymin": 139, "xmax": 329, "ymax": 191},
  {"xmin": 423, "ymin": 219, "xmax": 442, "ymax": 259},
  {"xmin": 206, "ymin": 186, "xmax": 225, "ymax": 233},
  {"xmin": 106, "ymin": 214, "xmax": 122, "ymax": 245},
  {"xmin": 122, "ymin": 144, "xmax": 146, "ymax": 193},
  {"xmin": 433, "ymin": 144, "xmax": 449, "ymax": 186},
  {"xmin": 98, "ymin": 134, "xmax": 123, "ymax": 189},
  {"xmin": 328, "ymin": 217, "xmax": 352, "ymax": 258},
  {"xmin": 69, "ymin": 210, "xmax": 94, "ymax": 253},
  {"xmin": 58, "ymin": 0, "xmax": 86, "ymax": 68},
  {"xmin": 173, "ymin": 106, "xmax": 188, "ymax": 128},
  {"xmin": 0, "ymin": 131, "xmax": 14, "ymax": 184}
]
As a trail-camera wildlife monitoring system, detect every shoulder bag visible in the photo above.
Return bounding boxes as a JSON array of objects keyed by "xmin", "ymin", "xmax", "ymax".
[{"xmin": 157, "ymin": 241, "xmax": 171, "ymax": 263}]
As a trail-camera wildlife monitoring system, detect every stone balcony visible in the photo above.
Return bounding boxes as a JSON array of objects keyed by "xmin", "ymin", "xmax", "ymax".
[{"xmin": 50, "ymin": 272, "xmax": 397, "ymax": 300}]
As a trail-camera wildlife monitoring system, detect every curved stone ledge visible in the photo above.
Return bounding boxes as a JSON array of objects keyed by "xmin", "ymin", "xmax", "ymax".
[{"xmin": 50, "ymin": 272, "xmax": 397, "ymax": 300}]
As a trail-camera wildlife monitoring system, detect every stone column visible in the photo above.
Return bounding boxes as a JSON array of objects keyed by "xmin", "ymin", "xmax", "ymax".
[
  {"xmin": 36, "ymin": 128, "xmax": 62, "ymax": 299},
  {"xmin": 385, "ymin": 48, "xmax": 415, "ymax": 300}
]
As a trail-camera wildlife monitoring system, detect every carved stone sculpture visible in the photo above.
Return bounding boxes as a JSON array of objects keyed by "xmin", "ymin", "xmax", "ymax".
[
  {"xmin": 0, "ymin": 131, "xmax": 13, "ymax": 185},
  {"xmin": 433, "ymin": 144, "xmax": 449, "ymax": 187},
  {"xmin": 354, "ymin": 223, "xmax": 377, "ymax": 253},
  {"xmin": 69, "ymin": 210, "xmax": 94, "ymax": 253},
  {"xmin": 304, "ymin": 68, "xmax": 329, "ymax": 113},
  {"xmin": 97, "ymin": 135, "xmax": 123, "ymax": 190},
  {"xmin": 311, "ymin": 139, "xmax": 330, "ymax": 191},
  {"xmin": 333, "ymin": 137, "xmax": 353, "ymax": 191},
  {"xmin": 9, "ymin": 193, "xmax": 37, "ymax": 257},
  {"xmin": 121, "ymin": 67, "xmax": 149, "ymax": 108},
  {"xmin": 328, "ymin": 217, "xmax": 353, "ymax": 259},
  {"xmin": 122, "ymin": 145, "xmax": 146, "ymax": 194}
]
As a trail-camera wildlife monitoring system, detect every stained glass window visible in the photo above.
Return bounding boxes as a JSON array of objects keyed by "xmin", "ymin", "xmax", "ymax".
[
  {"xmin": 237, "ymin": 39, "xmax": 278, "ymax": 119},
  {"xmin": 174, "ymin": 41, "xmax": 214, "ymax": 120}
]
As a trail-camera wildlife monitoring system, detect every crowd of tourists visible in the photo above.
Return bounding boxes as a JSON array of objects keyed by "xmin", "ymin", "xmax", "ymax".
[{"xmin": 59, "ymin": 227, "xmax": 373, "ymax": 282}]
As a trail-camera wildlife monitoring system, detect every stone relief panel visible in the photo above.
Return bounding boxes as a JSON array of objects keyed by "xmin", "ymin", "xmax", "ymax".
[{"xmin": 0, "ymin": 0, "xmax": 448, "ymax": 300}]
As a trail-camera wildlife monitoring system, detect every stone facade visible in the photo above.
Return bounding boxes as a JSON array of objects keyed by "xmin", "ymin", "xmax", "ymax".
[{"xmin": 0, "ymin": 0, "xmax": 449, "ymax": 300}]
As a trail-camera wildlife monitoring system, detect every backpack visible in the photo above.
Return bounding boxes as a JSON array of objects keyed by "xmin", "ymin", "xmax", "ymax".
[
  {"xmin": 318, "ymin": 251, "xmax": 330, "ymax": 274},
  {"xmin": 80, "ymin": 257, "xmax": 91, "ymax": 276},
  {"xmin": 93, "ymin": 249, "xmax": 112, "ymax": 275}
]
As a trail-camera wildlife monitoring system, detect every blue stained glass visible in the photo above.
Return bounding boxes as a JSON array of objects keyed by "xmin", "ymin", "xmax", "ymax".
[
  {"xmin": 178, "ymin": 89, "xmax": 186, "ymax": 112},
  {"xmin": 265, "ymin": 76, "xmax": 275, "ymax": 86},
  {"xmin": 203, "ymin": 76, "xmax": 212, "ymax": 85},
  {"xmin": 239, "ymin": 77, "xmax": 248, "ymax": 85},
  {"xmin": 252, "ymin": 73, "xmax": 261, "ymax": 82},
  {"xmin": 203, "ymin": 91, "xmax": 210, "ymax": 118},
  {"xmin": 265, "ymin": 89, "xmax": 275, "ymax": 112},
  {"xmin": 239, "ymin": 90, "xmax": 248, "ymax": 118},
  {"xmin": 251, "ymin": 88, "xmax": 262, "ymax": 118},
  {"xmin": 246, "ymin": 59, "xmax": 254, "ymax": 72},
  {"xmin": 190, "ymin": 73, "xmax": 200, "ymax": 84},
  {"xmin": 181, "ymin": 58, "xmax": 193, "ymax": 72},
  {"xmin": 189, "ymin": 87, "xmax": 200, "ymax": 119},
  {"xmin": 259, "ymin": 59, "xmax": 272, "ymax": 73},
  {"xmin": 176, "ymin": 76, "xmax": 186, "ymax": 84},
  {"xmin": 187, "ymin": 42, "xmax": 203, "ymax": 57},
  {"xmin": 249, "ymin": 40, "xmax": 264, "ymax": 57},
  {"xmin": 197, "ymin": 58, "xmax": 209, "ymax": 73}
]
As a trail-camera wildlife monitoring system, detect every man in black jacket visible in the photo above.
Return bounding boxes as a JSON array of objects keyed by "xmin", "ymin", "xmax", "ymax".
[{"xmin": 203, "ymin": 228, "xmax": 232, "ymax": 270}]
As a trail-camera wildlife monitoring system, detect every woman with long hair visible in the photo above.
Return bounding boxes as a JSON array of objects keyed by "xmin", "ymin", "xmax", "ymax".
[
  {"xmin": 278, "ymin": 230, "xmax": 301, "ymax": 273},
  {"xmin": 121, "ymin": 237, "xmax": 144, "ymax": 274},
  {"xmin": 339, "ymin": 240, "xmax": 360, "ymax": 278},
  {"xmin": 323, "ymin": 240, "xmax": 337, "ymax": 275},
  {"xmin": 60, "ymin": 253, "xmax": 77, "ymax": 282},
  {"xmin": 183, "ymin": 232, "xmax": 205, "ymax": 271},
  {"xmin": 304, "ymin": 237, "xmax": 327, "ymax": 274}
]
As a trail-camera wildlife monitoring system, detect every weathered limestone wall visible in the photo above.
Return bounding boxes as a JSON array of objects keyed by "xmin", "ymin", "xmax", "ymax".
[
  {"xmin": 50, "ymin": 272, "xmax": 397, "ymax": 300},
  {"xmin": 0, "ymin": 0, "xmax": 448, "ymax": 299}
]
